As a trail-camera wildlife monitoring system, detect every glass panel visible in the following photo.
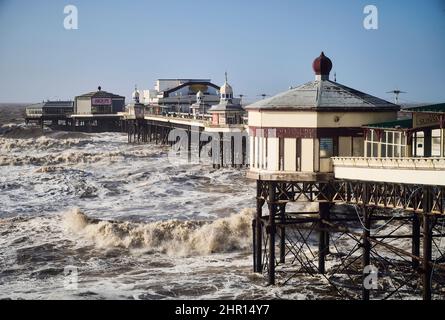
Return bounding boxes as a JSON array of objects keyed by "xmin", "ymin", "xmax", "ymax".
[
  {"xmin": 387, "ymin": 145, "xmax": 393, "ymax": 157},
  {"xmin": 395, "ymin": 132, "xmax": 400, "ymax": 145},
  {"xmin": 353, "ymin": 137, "xmax": 364, "ymax": 157},
  {"xmin": 320, "ymin": 138, "xmax": 333, "ymax": 158},
  {"xmin": 366, "ymin": 143, "xmax": 372, "ymax": 157},
  {"xmin": 372, "ymin": 143, "xmax": 378, "ymax": 157},
  {"xmin": 387, "ymin": 132, "xmax": 393, "ymax": 144},
  {"xmin": 394, "ymin": 145, "xmax": 401, "ymax": 157},
  {"xmin": 432, "ymin": 137, "xmax": 441, "ymax": 156},
  {"xmin": 381, "ymin": 145, "xmax": 386, "ymax": 157}
]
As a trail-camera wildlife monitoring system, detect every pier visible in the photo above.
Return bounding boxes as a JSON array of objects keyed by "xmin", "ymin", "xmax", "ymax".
[{"xmin": 21, "ymin": 55, "xmax": 445, "ymax": 300}]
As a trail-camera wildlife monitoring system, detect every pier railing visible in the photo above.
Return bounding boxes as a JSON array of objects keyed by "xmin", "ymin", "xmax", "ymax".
[{"xmin": 332, "ymin": 156, "xmax": 445, "ymax": 186}]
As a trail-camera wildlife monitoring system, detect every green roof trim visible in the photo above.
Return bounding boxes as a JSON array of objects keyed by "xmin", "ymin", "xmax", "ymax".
[
  {"xmin": 403, "ymin": 103, "xmax": 445, "ymax": 113},
  {"xmin": 364, "ymin": 118, "xmax": 413, "ymax": 130}
]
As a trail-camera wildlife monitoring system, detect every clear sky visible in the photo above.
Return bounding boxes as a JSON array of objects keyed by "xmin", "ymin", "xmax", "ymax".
[{"xmin": 0, "ymin": 0, "xmax": 444, "ymax": 104}]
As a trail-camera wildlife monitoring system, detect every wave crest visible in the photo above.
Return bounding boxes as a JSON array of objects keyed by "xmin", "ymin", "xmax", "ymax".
[{"xmin": 63, "ymin": 208, "xmax": 254, "ymax": 256}]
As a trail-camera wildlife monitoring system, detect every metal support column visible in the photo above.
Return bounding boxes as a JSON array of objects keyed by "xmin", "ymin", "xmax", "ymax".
[
  {"xmin": 412, "ymin": 213, "xmax": 421, "ymax": 270},
  {"xmin": 268, "ymin": 182, "xmax": 277, "ymax": 285},
  {"xmin": 362, "ymin": 184, "xmax": 371, "ymax": 301},
  {"xmin": 255, "ymin": 181, "xmax": 264, "ymax": 273}
]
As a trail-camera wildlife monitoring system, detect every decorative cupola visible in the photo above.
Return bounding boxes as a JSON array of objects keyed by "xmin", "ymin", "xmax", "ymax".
[
  {"xmin": 312, "ymin": 51, "xmax": 333, "ymax": 81},
  {"xmin": 128, "ymin": 85, "xmax": 144, "ymax": 119},
  {"xmin": 190, "ymin": 90, "xmax": 210, "ymax": 117},
  {"xmin": 196, "ymin": 90, "xmax": 204, "ymax": 103},
  {"xmin": 132, "ymin": 85, "xmax": 140, "ymax": 103},
  {"xmin": 208, "ymin": 73, "xmax": 244, "ymax": 126},
  {"xmin": 219, "ymin": 72, "xmax": 234, "ymax": 101}
]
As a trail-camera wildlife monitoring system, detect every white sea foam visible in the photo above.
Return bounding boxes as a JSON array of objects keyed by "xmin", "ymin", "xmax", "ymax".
[{"xmin": 63, "ymin": 208, "xmax": 254, "ymax": 256}]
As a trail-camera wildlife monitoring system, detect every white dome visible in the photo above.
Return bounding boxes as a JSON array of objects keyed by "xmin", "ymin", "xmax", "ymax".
[
  {"xmin": 220, "ymin": 82, "xmax": 233, "ymax": 95},
  {"xmin": 196, "ymin": 90, "xmax": 204, "ymax": 98},
  {"xmin": 132, "ymin": 89, "xmax": 140, "ymax": 99}
]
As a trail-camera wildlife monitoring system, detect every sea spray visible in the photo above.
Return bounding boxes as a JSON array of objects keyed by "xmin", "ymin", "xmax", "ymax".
[
  {"xmin": 0, "ymin": 149, "xmax": 161, "ymax": 166},
  {"xmin": 63, "ymin": 208, "xmax": 254, "ymax": 256}
]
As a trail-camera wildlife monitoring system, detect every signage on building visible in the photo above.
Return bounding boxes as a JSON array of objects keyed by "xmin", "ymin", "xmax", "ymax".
[
  {"xmin": 414, "ymin": 113, "xmax": 440, "ymax": 129},
  {"xmin": 92, "ymin": 98, "xmax": 112, "ymax": 105}
]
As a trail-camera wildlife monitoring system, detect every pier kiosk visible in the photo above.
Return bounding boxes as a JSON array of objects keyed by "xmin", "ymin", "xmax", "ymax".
[
  {"xmin": 25, "ymin": 100, "xmax": 73, "ymax": 128},
  {"xmin": 206, "ymin": 73, "xmax": 247, "ymax": 168}
]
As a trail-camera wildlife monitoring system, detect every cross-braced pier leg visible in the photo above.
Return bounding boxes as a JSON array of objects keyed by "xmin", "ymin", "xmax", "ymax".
[
  {"xmin": 268, "ymin": 182, "xmax": 277, "ymax": 285},
  {"xmin": 254, "ymin": 180, "xmax": 265, "ymax": 273},
  {"xmin": 412, "ymin": 213, "xmax": 421, "ymax": 270},
  {"xmin": 318, "ymin": 202, "xmax": 330, "ymax": 274},
  {"xmin": 279, "ymin": 204, "xmax": 286, "ymax": 264}
]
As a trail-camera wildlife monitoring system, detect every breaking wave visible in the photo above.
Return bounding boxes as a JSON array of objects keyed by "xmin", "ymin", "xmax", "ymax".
[
  {"xmin": 63, "ymin": 208, "xmax": 254, "ymax": 256},
  {"xmin": 0, "ymin": 149, "xmax": 161, "ymax": 166},
  {"xmin": 0, "ymin": 124, "xmax": 91, "ymax": 139},
  {"xmin": 0, "ymin": 137, "xmax": 90, "ymax": 152}
]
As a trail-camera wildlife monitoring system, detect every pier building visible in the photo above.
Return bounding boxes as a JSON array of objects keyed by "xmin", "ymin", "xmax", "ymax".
[
  {"xmin": 74, "ymin": 86, "xmax": 125, "ymax": 115},
  {"xmin": 140, "ymin": 79, "xmax": 221, "ymax": 113},
  {"xmin": 248, "ymin": 52, "xmax": 445, "ymax": 300},
  {"xmin": 66, "ymin": 86, "xmax": 125, "ymax": 132},
  {"xmin": 208, "ymin": 73, "xmax": 245, "ymax": 127},
  {"xmin": 25, "ymin": 100, "xmax": 74, "ymax": 126}
]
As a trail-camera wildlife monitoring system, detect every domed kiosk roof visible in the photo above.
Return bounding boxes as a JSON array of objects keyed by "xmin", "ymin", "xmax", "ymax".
[
  {"xmin": 312, "ymin": 51, "xmax": 332, "ymax": 76},
  {"xmin": 220, "ymin": 82, "xmax": 233, "ymax": 95},
  {"xmin": 247, "ymin": 52, "xmax": 399, "ymax": 112}
]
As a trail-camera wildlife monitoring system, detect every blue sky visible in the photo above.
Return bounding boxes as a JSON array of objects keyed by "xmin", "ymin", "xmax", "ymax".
[{"xmin": 0, "ymin": 0, "xmax": 444, "ymax": 104}]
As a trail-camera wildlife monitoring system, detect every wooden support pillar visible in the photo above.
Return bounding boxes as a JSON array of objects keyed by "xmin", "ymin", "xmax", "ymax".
[
  {"xmin": 412, "ymin": 213, "xmax": 421, "ymax": 270},
  {"xmin": 268, "ymin": 182, "xmax": 277, "ymax": 285}
]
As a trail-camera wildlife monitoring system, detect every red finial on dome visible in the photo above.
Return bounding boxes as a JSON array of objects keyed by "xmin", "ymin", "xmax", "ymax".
[{"xmin": 312, "ymin": 51, "xmax": 332, "ymax": 77}]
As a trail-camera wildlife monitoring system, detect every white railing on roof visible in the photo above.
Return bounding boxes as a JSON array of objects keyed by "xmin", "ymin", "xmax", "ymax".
[{"xmin": 332, "ymin": 157, "xmax": 445, "ymax": 170}]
